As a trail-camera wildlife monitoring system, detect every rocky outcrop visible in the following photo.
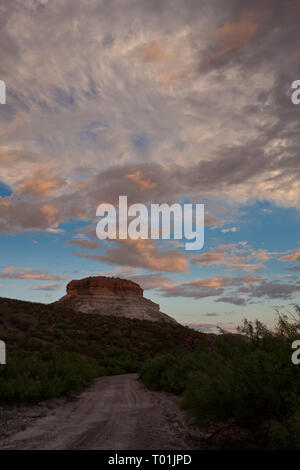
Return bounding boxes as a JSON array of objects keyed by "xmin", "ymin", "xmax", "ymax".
[
  {"xmin": 66, "ymin": 276, "xmax": 143, "ymax": 299},
  {"xmin": 57, "ymin": 276, "xmax": 176, "ymax": 324}
]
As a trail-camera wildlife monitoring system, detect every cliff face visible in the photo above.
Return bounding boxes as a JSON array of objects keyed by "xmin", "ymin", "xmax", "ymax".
[
  {"xmin": 66, "ymin": 276, "xmax": 143, "ymax": 299},
  {"xmin": 57, "ymin": 276, "xmax": 176, "ymax": 324}
]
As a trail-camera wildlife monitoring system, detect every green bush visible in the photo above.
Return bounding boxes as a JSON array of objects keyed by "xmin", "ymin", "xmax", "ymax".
[
  {"xmin": 140, "ymin": 307, "xmax": 300, "ymax": 449},
  {"xmin": 140, "ymin": 350, "xmax": 201, "ymax": 393},
  {"xmin": 0, "ymin": 350, "xmax": 101, "ymax": 401}
]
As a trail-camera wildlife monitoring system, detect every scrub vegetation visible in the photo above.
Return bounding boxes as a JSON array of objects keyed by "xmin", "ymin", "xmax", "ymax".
[
  {"xmin": 0, "ymin": 296, "xmax": 204, "ymax": 401},
  {"xmin": 140, "ymin": 307, "xmax": 300, "ymax": 449}
]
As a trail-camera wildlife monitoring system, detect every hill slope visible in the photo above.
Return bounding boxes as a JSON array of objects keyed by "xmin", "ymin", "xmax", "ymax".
[{"xmin": 0, "ymin": 296, "xmax": 207, "ymax": 401}]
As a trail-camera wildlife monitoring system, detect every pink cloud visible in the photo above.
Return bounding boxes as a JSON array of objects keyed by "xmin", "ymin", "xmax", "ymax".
[
  {"xmin": 74, "ymin": 238, "xmax": 189, "ymax": 273},
  {"xmin": 0, "ymin": 266, "xmax": 68, "ymax": 281}
]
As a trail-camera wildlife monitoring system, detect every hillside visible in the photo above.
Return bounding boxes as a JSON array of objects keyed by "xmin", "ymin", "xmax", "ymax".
[{"xmin": 0, "ymin": 296, "xmax": 207, "ymax": 401}]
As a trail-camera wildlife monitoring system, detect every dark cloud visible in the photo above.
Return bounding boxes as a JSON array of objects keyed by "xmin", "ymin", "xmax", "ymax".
[
  {"xmin": 216, "ymin": 296, "xmax": 247, "ymax": 306},
  {"xmin": 161, "ymin": 285, "xmax": 224, "ymax": 299},
  {"xmin": 249, "ymin": 280, "xmax": 300, "ymax": 299},
  {"xmin": 199, "ymin": 0, "xmax": 300, "ymax": 73},
  {"xmin": 0, "ymin": 0, "xmax": 20, "ymax": 76},
  {"xmin": 287, "ymin": 266, "xmax": 300, "ymax": 272}
]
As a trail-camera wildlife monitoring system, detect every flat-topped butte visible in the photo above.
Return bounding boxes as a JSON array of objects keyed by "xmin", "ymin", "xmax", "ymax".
[{"xmin": 57, "ymin": 276, "xmax": 176, "ymax": 324}]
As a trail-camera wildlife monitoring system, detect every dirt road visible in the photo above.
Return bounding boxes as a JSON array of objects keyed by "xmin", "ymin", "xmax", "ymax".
[{"xmin": 0, "ymin": 374, "xmax": 202, "ymax": 450}]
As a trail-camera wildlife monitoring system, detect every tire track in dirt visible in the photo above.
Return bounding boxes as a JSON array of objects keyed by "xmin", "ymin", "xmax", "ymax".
[{"xmin": 0, "ymin": 374, "xmax": 204, "ymax": 450}]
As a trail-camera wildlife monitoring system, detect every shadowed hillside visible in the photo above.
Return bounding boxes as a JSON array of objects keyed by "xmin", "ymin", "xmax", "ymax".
[{"xmin": 0, "ymin": 296, "xmax": 207, "ymax": 402}]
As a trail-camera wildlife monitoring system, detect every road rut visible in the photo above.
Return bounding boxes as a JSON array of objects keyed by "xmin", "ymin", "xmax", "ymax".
[{"xmin": 0, "ymin": 374, "xmax": 201, "ymax": 450}]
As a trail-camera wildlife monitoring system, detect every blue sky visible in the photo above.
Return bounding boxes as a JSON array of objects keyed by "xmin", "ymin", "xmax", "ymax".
[
  {"xmin": 0, "ymin": 200, "xmax": 299, "ymax": 330},
  {"xmin": 0, "ymin": 0, "xmax": 299, "ymax": 332}
]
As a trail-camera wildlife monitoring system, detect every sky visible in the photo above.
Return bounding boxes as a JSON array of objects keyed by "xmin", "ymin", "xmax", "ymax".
[{"xmin": 0, "ymin": 0, "xmax": 299, "ymax": 332}]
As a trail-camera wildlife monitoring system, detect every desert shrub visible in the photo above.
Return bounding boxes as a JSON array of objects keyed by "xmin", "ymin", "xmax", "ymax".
[
  {"xmin": 101, "ymin": 348, "xmax": 140, "ymax": 373},
  {"xmin": 140, "ymin": 349, "xmax": 202, "ymax": 393},
  {"xmin": 261, "ymin": 408, "xmax": 300, "ymax": 450},
  {"xmin": 182, "ymin": 340, "xmax": 298, "ymax": 425},
  {"xmin": 9, "ymin": 315, "xmax": 35, "ymax": 331},
  {"xmin": 140, "ymin": 354, "xmax": 176, "ymax": 390},
  {"xmin": 140, "ymin": 307, "xmax": 300, "ymax": 449},
  {"xmin": 17, "ymin": 337, "xmax": 52, "ymax": 352},
  {"xmin": 0, "ymin": 349, "xmax": 100, "ymax": 402}
]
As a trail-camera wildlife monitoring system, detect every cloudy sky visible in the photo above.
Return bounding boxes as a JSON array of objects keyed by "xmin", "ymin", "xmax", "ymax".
[{"xmin": 0, "ymin": 0, "xmax": 299, "ymax": 332}]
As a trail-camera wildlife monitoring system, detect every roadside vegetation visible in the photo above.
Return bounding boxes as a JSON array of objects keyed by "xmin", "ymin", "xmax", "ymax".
[{"xmin": 140, "ymin": 307, "xmax": 300, "ymax": 449}]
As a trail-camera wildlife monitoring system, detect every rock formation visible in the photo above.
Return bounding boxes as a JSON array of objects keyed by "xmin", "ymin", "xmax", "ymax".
[{"xmin": 57, "ymin": 276, "xmax": 176, "ymax": 324}]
